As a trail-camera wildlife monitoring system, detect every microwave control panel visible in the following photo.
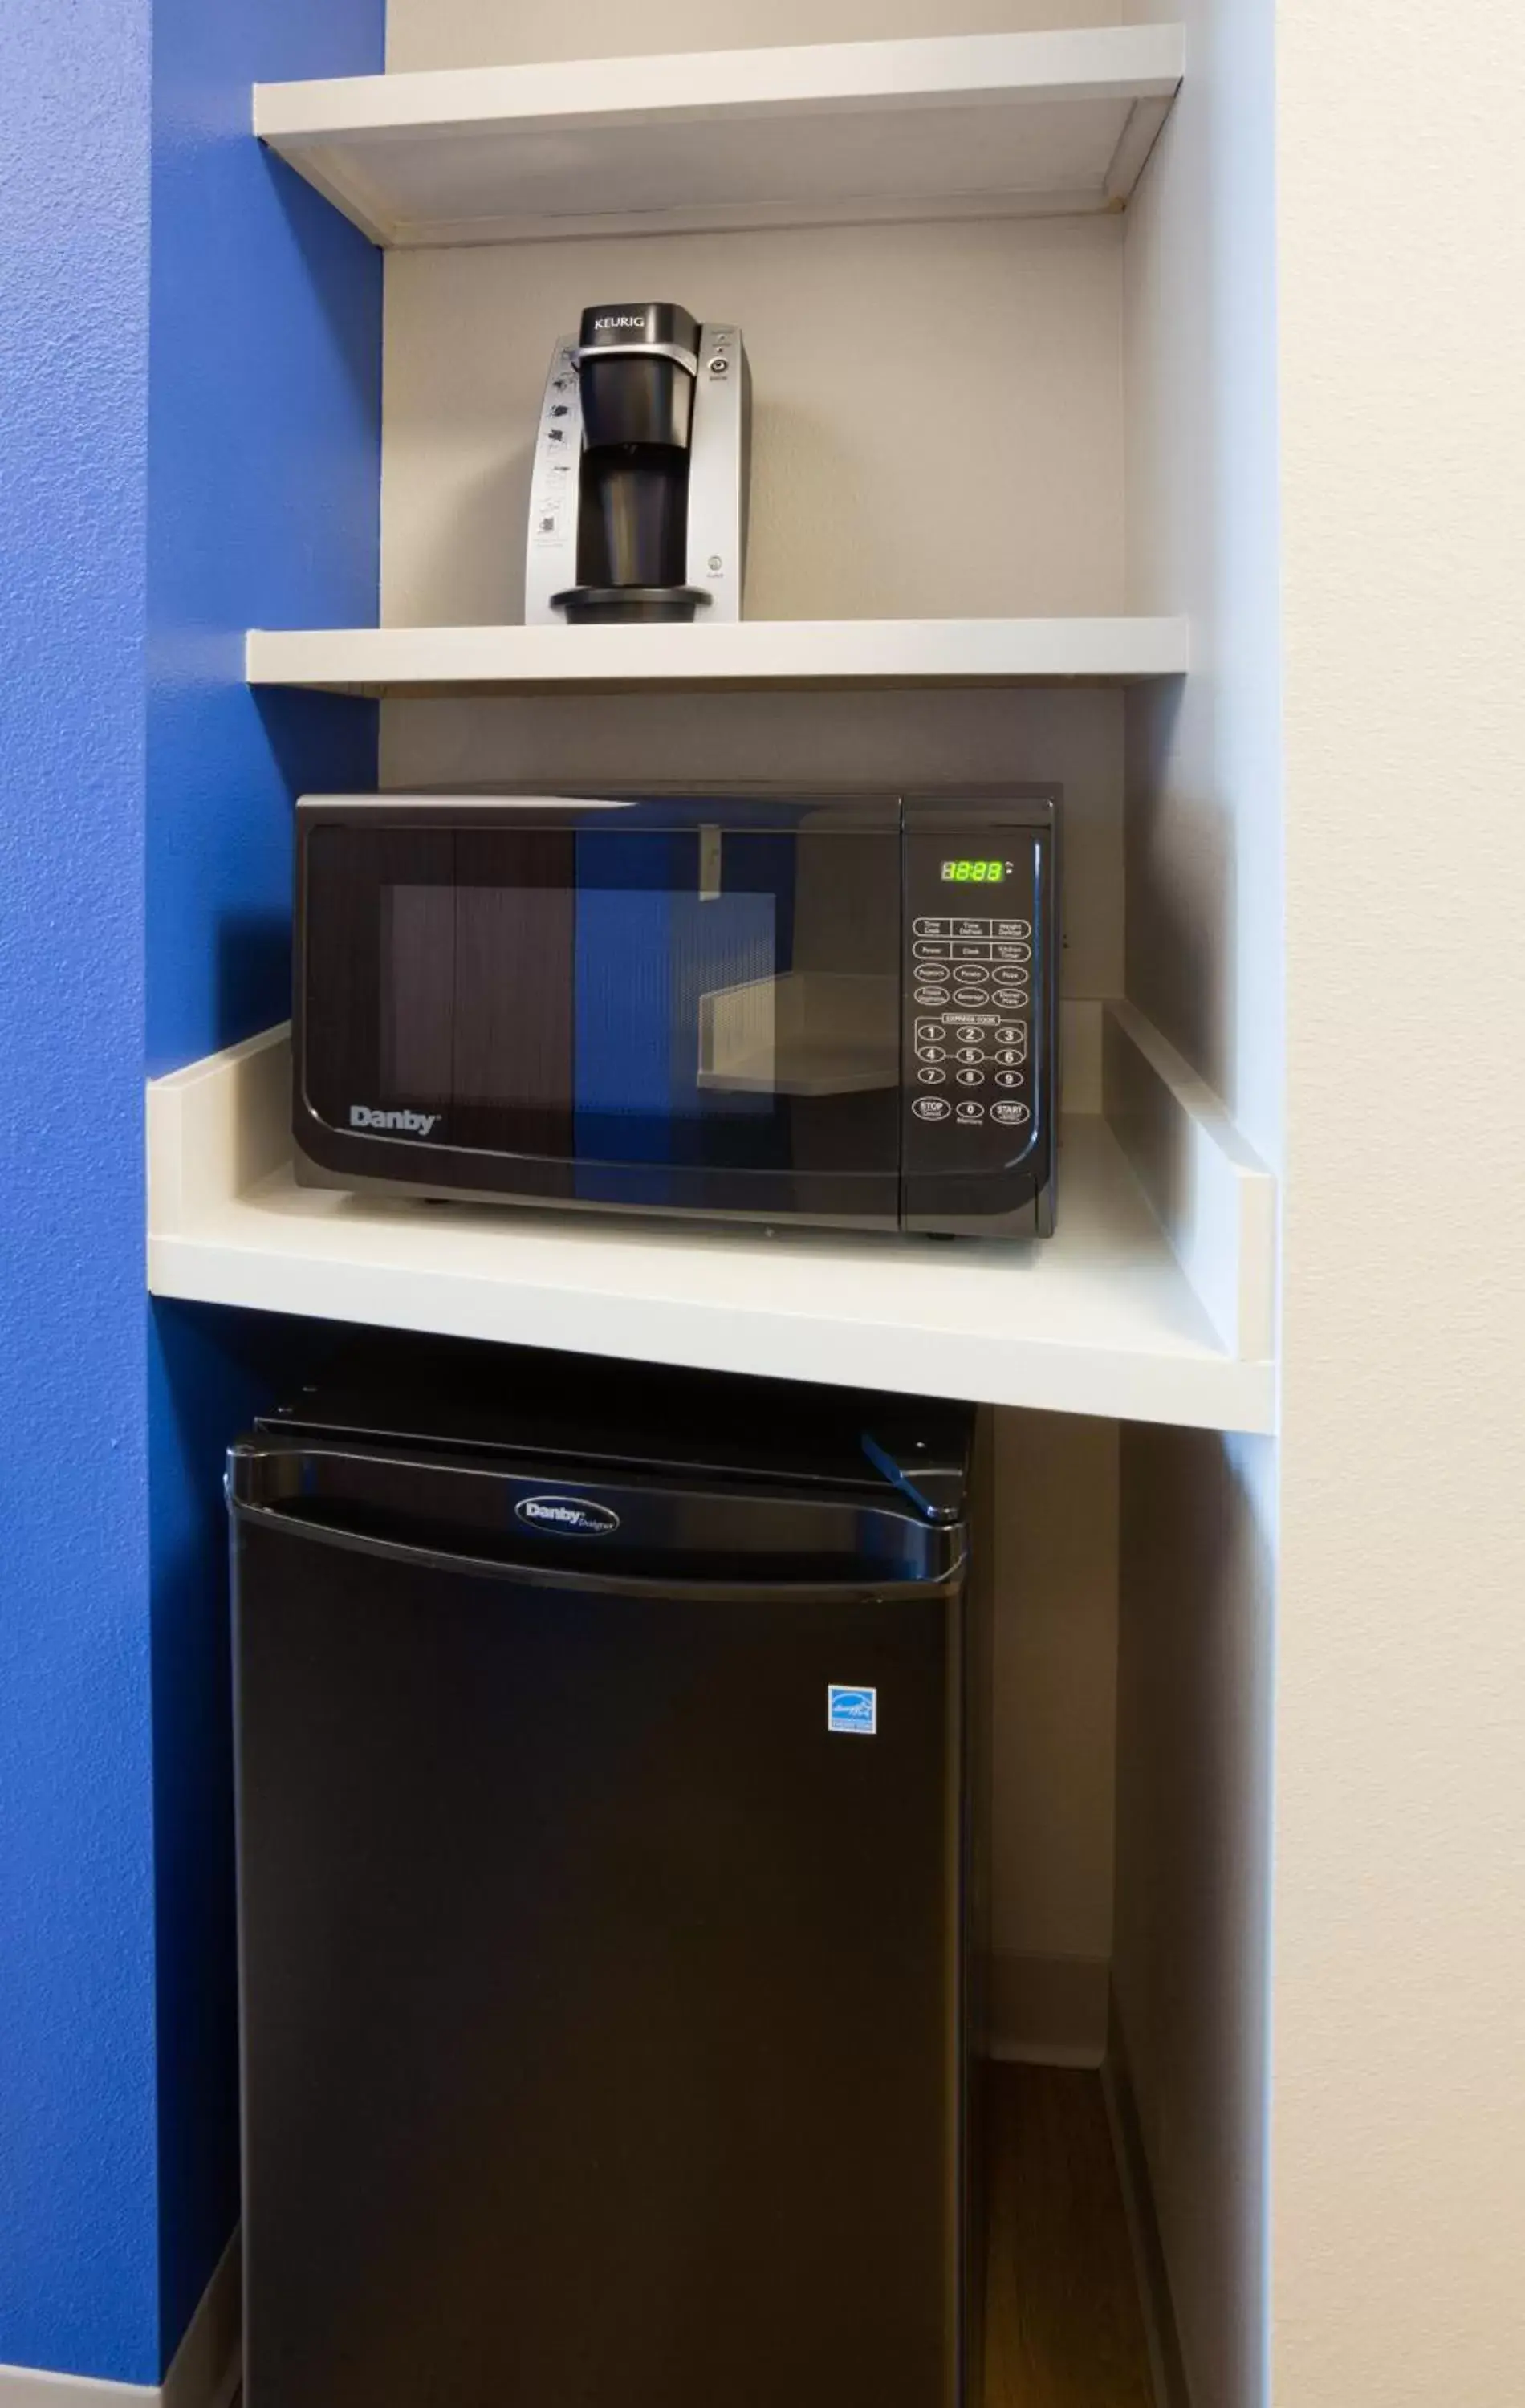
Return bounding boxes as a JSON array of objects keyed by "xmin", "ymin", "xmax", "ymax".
[{"xmin": 901, "ymin": 803, "xmax": 1055, "ymax": 1235}]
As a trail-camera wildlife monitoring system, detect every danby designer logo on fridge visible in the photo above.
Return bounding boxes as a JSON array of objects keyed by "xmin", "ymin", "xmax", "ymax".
[
  {"xmin": 514, "ymin": 1495, "xmax": 621, "ymax": 1538},
  {"xmin": 827, "ymin": 1686, "xmax": 877, "ymax": 1736}
]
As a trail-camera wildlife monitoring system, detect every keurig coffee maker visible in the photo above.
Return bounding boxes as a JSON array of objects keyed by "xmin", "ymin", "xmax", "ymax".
[{"xmin": 525, "ymin": 303, "xmax": 751, "ymax": 625}]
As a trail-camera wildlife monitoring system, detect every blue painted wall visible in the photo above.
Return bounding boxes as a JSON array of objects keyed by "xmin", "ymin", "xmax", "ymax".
[
  {"xmin": 147, "ymin": 0, "xmax": 383, "ymax": 1075},
  {"xmin": 0, "ymin": 0, "xmax": 158, "ymax": 2378},
  {"xmin": 0, "ymin": 0, "xmax": 381, "ymax": 2382},
  {"xmin": 146, "ymin": 0, "xmax": 381, "ymax": 2364}
]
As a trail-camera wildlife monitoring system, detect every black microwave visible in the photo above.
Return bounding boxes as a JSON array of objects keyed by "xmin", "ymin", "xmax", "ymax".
[{"xmin": 293, "ymin": 787, "xmax": 1059, "ymax": 1239}]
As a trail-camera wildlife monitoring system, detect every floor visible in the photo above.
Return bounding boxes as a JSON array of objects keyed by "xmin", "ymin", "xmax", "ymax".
[{"xmin": 984, "ymin": 2065, "xmax": 1156, "ymax": 2408}]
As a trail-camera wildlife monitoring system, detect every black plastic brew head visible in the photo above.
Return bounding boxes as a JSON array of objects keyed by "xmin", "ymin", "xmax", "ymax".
[
  {"xmin": 575, "ymin": 303, "xmax": 701, "ymax": 452},
  {"xmin": 576, "ymin": 303, "xmax": 700, "ymax": 364}
]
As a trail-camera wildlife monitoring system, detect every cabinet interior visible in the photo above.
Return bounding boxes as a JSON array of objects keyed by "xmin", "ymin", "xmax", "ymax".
[{"xmin": 258, "ymin": 0, "xmax": 1279, "ymax": 2395}]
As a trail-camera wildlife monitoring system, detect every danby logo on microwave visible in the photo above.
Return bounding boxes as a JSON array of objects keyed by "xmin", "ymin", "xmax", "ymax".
[
  {"xmin": 515, "ymin": 1495, "xmax": 622, "ymax": 1538},
  {"xmin": 348, "ymin": 1104, "xmax": 441, "ymax": 1137}
]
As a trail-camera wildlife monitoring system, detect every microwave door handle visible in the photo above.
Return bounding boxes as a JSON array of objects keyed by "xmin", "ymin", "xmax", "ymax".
[{"xmin": 229, "ymin": 1498, "xmax": 962, "ymax": 1604}]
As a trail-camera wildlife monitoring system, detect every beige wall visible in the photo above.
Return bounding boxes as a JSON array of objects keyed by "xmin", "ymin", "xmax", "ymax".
[
  {"xmin": 1121, "ymin": 0, "xmax": 1525, "ymax": 2400},
  {"xmin": 1122, "ymin": 0, "xmax": 1282, "ymax": 1167},
  {"xmin": 990, "ymin": 1411, "xmax": 1119, "ymax": 2061},
  {"xmin": 1271, "ymin": 2, "xmax": 1525, "ymax": 2402},
  {"xmin": 1114, "ymin": 1425, "xmax": 1274, "ymax": 2408},
  {"xmin": 381, "ymin": 215, "xmax": 1125, "ymax": 628},
  {"xmin": 1112, "ymin": 0, "xmax": 1281, "ymax": 2402}
]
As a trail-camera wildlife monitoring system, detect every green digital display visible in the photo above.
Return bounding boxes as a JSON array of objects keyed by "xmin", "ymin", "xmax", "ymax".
[{"xmin": 940, "ymin": 859, "xmax": 1006, "ymax": 883}]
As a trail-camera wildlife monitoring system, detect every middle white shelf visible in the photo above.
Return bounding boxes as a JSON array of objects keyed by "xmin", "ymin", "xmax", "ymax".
[
  {"xmin": 147, "ymin": 1001, "xmax": 1274, "ymax": 1434},
  {"xmin": 246, "ymin": 618, "xmax": 1190, "ymax": 697}
]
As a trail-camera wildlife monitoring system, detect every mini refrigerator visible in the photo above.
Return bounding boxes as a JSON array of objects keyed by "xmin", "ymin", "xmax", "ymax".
[{"xmin": 228, "ymin": 1338, "xmax": 986, "ymax": 2408}]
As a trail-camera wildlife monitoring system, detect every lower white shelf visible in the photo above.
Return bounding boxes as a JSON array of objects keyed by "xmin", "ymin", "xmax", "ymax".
[{"xmin": 147, "ymin": 1004, "xmax": 1274, "ymax": 1432}]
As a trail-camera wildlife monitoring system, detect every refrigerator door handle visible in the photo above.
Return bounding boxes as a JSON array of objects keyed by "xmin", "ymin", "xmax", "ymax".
[{"xmin": 230, "ymin": 1497, "xmax": 965, "ymax": 1604}]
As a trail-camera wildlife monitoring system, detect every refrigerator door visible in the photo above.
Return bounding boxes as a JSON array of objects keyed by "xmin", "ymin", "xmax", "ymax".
[{"xmin": 233, "ymin": 1491, "xmax": 966, "ymax": 2408}]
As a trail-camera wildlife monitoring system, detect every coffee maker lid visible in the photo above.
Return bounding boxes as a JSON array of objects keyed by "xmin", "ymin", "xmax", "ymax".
[{"xmin": 573, "ymin": 301, "xmax": 700, "ymax": 375}]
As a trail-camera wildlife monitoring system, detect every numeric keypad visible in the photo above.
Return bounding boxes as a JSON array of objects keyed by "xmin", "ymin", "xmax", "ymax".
[{"xmin": 906, "ymin": 905, "xmax": 1035, "ymax": 1146}]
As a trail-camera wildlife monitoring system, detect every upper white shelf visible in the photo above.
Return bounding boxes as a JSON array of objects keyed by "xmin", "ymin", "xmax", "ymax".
[
  {"xmin": 253, "ymin": 26, "xmax": 1185, "ymax": 248},
  {"xmin": 246, "ymin": 618, "xmax": 1190, "ymax": 698}
]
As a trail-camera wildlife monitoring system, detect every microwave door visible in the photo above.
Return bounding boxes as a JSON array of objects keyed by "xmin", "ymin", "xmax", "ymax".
[
  {"xmin": 382, "ymin": 878, "xmax": 575, "ymax": 1122},
  {"xmin": 297, "ymin": 803, "xmax": 901, "ymax": 1230},
  {"xmin": 300, "ymin": 824, "xmax": 579, "ymax": 1187},
  {"xmin": 571, "ymin": 817, "xmax": 901, "ymax": 1218},
  {"xmin": 571, "ymin": 824, "xmax": 782, "ymax": 1206}
]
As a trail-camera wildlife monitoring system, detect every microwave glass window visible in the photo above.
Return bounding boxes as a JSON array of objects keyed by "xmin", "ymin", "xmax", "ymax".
[
  {"xmin": 381, "ymin": 881, "xmax": 776, "ymax": 1116},
  {"xmin": 382, "ymin": 884, "xmax": 574, "ymax": 1108},
  {"xmin": 303, "ymin": 816, "xmax": 901, "ymax": 1202}
]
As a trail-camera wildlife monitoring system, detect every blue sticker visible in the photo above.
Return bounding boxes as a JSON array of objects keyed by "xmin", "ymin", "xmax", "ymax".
[{"xmin": 828, "ymin": 1685, "xmax": 877, "ymax": 1735}]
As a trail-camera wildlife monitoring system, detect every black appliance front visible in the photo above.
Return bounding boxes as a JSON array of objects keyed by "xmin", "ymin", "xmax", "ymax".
[
  {"xmin": 295, "ymin": 787, "xmax": 1057, "ymax": 1236},
  {"xmin": 230, "ymin": 1342, "xmax": 983, "ymax": 2408}
]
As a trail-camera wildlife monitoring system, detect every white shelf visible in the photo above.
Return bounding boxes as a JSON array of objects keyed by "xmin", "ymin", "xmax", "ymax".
[
  {"xmin": 246, "ymin": 618, "xmax": 1190, "ymax": 697},
  {"xmin": 254, "ymin": 26, "xmax": 1184, "ymax": 248},
  {"xmin": 146, "ymin": 1006, "xmax": 1274, "ymax": 1434}
]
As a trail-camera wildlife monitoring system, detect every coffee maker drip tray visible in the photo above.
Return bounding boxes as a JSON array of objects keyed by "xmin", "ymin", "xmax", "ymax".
[{"xmin": 551, "ymin": 584, "xmax": 714, "ymax": 626}]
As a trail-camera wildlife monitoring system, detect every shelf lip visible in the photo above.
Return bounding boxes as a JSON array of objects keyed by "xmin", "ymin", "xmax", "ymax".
[
  {"xmin": 144, "ymin": 1006, "xmax": 1273, "ymax": 1435},
  {"xmin": 253, "ymin": 26, "xmax": 1184, "ymax": 247},
  {"xmin": 245, "ymin": 618, "xmax": 1191, "ymax": 697}
]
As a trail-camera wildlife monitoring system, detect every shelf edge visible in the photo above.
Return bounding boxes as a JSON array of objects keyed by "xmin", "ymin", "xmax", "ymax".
[
  {"xmin": 1103, "ymin": 999, "xmax": 1278, "ymax": 1362},
  {"xmin": 254, "ymin": 26, "xmax": 1186, "ymax": 143},
  {"xmin": 147, "ymin": 1219, "xmax": 1275, "ymax": 1434},
  {"xmin": 370, "ymin": 183, "xmax": 1128, "ymax": 251},
  {"xmin": 244, "ymin": 618, "xmax": 1193, "ymax": 694}
]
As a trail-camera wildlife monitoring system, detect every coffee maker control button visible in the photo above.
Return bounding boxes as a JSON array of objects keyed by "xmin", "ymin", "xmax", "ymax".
[{"xmin": 710, "ymin": 356, "xmax": 730, "ymax": 376}]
